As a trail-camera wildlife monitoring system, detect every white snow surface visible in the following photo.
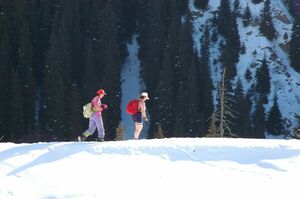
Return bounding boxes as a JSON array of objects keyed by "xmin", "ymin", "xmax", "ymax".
[{"xmin": 1, "ymin": 138, "xmax": 300, "ymax": 199}]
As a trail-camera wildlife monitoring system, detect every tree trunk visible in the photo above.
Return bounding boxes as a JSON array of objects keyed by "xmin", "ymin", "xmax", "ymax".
[{"xmin": 220, "ymin": 67, "xmax": 226, "ymax": 137}]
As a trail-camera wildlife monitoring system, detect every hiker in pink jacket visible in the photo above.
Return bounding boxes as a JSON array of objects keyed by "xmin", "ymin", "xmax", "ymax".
[{"xmin": 78, "ymin": 89, "xmax": 108, "ymax": 142}]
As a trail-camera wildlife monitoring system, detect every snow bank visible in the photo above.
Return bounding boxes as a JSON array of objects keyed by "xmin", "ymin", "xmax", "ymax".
[{"xmin": 1, "ymin": 138, "xmax": 300, "ymax": 199}]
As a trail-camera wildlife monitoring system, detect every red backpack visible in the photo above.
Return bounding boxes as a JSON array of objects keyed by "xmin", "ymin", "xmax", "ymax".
[{"xmin": 126, "ymin": 99, "xmax": 140, "ymax": 115}]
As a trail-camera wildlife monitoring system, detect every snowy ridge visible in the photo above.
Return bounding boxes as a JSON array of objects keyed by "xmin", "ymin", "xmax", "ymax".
[{"xmin": 1, "ymin": 138, "xmax": 300, "ymax": 199}]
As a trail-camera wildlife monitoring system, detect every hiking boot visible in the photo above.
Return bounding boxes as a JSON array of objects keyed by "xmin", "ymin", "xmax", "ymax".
[
  {"xmin": 78, "ymin": 131, "xmax": 91, "ymax": 142},
  {"xmin": 78, "ymin": 134, "xmax": 87, "ymax": 142},
  {"xmin": 96, "ymin": 137, "xmax": 105, "ymax": 142}
]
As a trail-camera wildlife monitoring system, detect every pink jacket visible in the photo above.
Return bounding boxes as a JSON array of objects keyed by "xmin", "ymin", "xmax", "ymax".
[{"xmin": 91, "ymin": 96, "xmax": 103, "ymax": 116}]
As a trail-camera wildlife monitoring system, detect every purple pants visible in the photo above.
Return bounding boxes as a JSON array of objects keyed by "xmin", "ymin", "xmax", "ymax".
[{"xmin": 86, "ymin": 113, "xmax": 105, "ymax": 139}]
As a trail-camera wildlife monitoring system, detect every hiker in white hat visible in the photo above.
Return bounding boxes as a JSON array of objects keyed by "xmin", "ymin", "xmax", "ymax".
[{"xmin": 135, "ymin": 92, "xmax": 149, "ymax": 139}]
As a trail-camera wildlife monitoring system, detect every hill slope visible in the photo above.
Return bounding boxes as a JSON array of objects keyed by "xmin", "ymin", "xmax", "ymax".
[
  {"xmin": 190, "ymin": 0, "xmax": 300, "ymax": 130},
  {"xmin": 1, "ymin": 138, "xmax": 300, "ymax": 199}
]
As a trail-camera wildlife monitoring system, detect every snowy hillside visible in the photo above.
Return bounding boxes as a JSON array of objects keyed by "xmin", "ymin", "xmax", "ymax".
[
  {"xmin": 190, "ymin": 0, "xmax": 300, "ymax": 130},
  {"xmin": 1, "ymin": 138, "xmax": 300, "ymax": 199}
]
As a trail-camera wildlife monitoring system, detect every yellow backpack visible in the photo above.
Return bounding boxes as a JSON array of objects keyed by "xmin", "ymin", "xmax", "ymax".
[{"xmin": 82, "ymin": 103, "xmax": 94, "ymax": 118}]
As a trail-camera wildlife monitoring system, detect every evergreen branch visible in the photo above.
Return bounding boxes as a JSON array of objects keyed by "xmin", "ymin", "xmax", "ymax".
[
  {"xmin": 224, "ymin": 111, "xmax": 237, "ymax": 119},
  {"xmin": 224, "ymin": 106, "xmax": 239, "ymax": 114}
]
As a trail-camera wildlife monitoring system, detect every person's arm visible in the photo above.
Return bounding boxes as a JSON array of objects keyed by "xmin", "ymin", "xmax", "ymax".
[{"xmin": 139, "ymin": 101, "xmax": 147, "ymax": 118}]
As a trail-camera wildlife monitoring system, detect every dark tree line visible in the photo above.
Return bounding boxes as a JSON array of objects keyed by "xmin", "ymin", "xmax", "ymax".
[
  {"xmin": 0, "ymin": 0, "xmax": 127, "ymax": 142},
  {"xmin": 0, "ymin": 0, "xmax": 296, "ymax": 142}
]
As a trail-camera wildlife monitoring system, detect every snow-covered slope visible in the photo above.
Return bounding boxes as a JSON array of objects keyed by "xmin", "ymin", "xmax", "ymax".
[
  {"xmin": 1, "ymin": 138, "xmax": 300, "ymax": 199},
  {"xmin": 189, "ymin": 0, "xmax": 300, "ymax": 130}
]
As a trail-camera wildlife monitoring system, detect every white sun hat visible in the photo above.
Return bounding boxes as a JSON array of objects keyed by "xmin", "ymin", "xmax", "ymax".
[{"xmin": 140, "ymin": 92, "xmax": 149, "ymax": 100}]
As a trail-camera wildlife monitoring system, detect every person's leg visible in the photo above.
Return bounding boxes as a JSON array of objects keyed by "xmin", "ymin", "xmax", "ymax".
[
  {"xmin": 132, "ymin": 112, "xmax": 143, "ymax": 139},
  {"xmin": 95, "ymin": 115, "xmax": 105, "ymax": 140},
  {"xmin": 88, "ymin": 115, "xmax": 97, "ymax": 134},
  {"xmin": 134, "ymin": 123, "xmax": 143, "ymax": 139},
  {"xmin": 81, "ymin": 115, "xmax": 97, "ymax": 140}
]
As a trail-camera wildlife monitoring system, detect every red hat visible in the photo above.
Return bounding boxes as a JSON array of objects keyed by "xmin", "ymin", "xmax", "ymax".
[{"xmin": 96, "ymin": 89, "xmax": 106, "ymax": 95}]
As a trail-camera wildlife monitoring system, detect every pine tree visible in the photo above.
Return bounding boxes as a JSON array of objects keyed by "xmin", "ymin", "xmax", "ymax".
[
  {"xmin": 231, "ymin": 79, "xmax": 242, "ymax": 137},
  {"xmin": 153, "ymin": 124, "xmax": 164, "ymax": 139},
  {"xmin": 165, "ymin": 0, "xmax": 181, "ymax": 57},
  {"xmin": 207, "ymin": 112, "xmax": 219, "ymax": 137},
  {"xmin": 266, "ymin": 94, "xmax": 285, "ymax": 135},
  {"xmin": 173, "ymin": 83, "xmax": 187, "ymax": 137},
  {"xmin": 138, "ymin": 0, "xmax": 166, "ymax": 92},
  {"xmin": 255, "ymin": 57, "xmax": 271, "ymax": 104},
  {"xmin": 153, "ymin": 50, "xmax": 175, "ymax": 138},
  {"xmin": 287, "ymin": 0, "xmax": 300, "ymax": 19},
  {"xmin": 245, "ymin": 67, "xmax": 252, "ymax": 82},
  {"xmin": 148, "ymin": 0, "xmax": 181, "ymax": 138},
  {"xmin": 243, "ymin": 5, "xmax": 252, "ymax": 27},
  {"xmin": 100, "ymin": 1, "xmax": 122, "ymax": 140},
  {"xmin": 252, "ymin": 0, "xmax": 263, "ymax": 4},
  {"xmin": 218, "ymin": 0, "xmax": 241, "ymax": 87},
  {"xmin": 228, "ymin": 4, "xmax": 241, "ymax": 72},
  {"xmin": 41, "ymin": 9, "xmax": 73, "ymax": 139},
  {"xmin": 260, "ymin": 0, "xmax": 277, "ymax": 41},
  {"xmin": 194, "ymin": 0, "xmax": 209, "ymax": 10},
  {"xmin": 200, "ymin": 28, "xmax": 214, "ymax": 131},
  {"xmin": 15, "ymin": 4, "xmax": 32, "ymax": 80},
  {"xmin": 215, "ymin": 68, "xmax": 237, "ymax": 137},
  {"xmin": 0, "ymin": 29, "xmax": 11, "ymax": 139},
  {"xmin": 8, "ymin": 70, "xmax": 25, "ymax": 142},
  {"xmin": 174, "ymin": 10, "xmax": 193, "ymax": 87},
  {"xmin": 231, "ymin": 78, "xmax": 252, "ymax": 138},
  {"xmin": 244, "ymin": 94, "xmax": 255, "ymax": 137},
  {"xmin": 115, "ymin": 122, "xmax": 125, "ymax": 141},
  {"xmin": 253, "ymin": 98, "xmax": 266, "ymax": 138},
  {"xmin": 6, "ymin": 0, "xmax": 27, "ymax": 69},
  {"xmin": 34, "ymin": 0, "xmax": 52, "ymax": 86},
  {"xmin": 81, "ymin": 39, "xmax": 99, "ymax": 102},
  {"xmin": 173, "ymin": 12, "xmax": 196, "ymax": 137},
  {"xmin": 119, "ymin": 0, "xmax": 138, "ymax": 42},
  {"xmin": 234, "ymin": 0, "xmax": 241, "ymax": 16},
  {"xmin": 17, "ymin": 16, "xmax": 36, "ymax": 137},
  {"xmin": 291, "ymin": 114, "xmax": 300, "ymax": 139},
  {"xmin": 186, "ymin": 54, "xmax": 204, "ymax": 137},
  {"xmin": 68, "ymin": 86, "xmax": 83, "ymax": 140},
  {"xmin": 23, "ymin": 67, "xmax": 36, "ymax": 137},
  {"xmin": 217, "ymin": 0, "xmax": 231, "ymax": 38},
  {"xmin": 62, "ymin": 0, "xmax": 82, "ymax": 85},
  {"xmin": 0, "ymin": 8, "xmax": 5, "ymax": 42},
  {"xmin": 290, "ymin": 21, "xmax": 300, "ymax": 73}
]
